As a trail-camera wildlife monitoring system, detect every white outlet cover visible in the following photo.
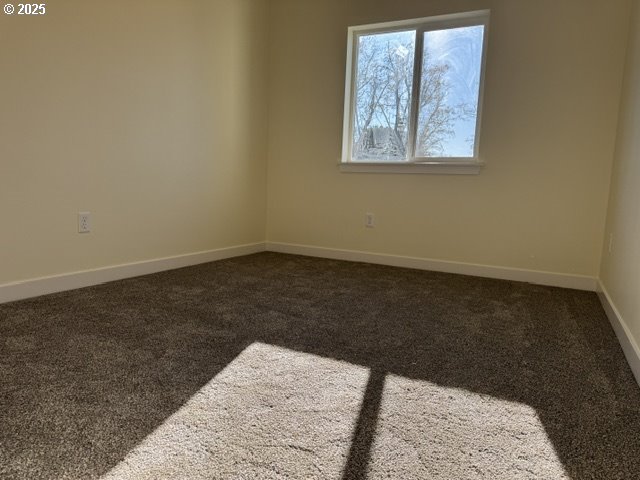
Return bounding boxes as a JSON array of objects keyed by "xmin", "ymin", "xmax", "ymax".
[
  {"xmin": 365, "ymin": 213, "xmax": 375, "ymax": 228},
  {"xmin": 78, "ymin": 212, "xmax": 91, "ymax": 233}
]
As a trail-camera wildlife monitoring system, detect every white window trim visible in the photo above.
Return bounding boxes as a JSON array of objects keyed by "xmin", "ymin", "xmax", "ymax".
[
  {"xmin": 340, "ymin": 10, "xmax": 490, "ymax": 174},
  {"xmin": 339, "ymin": 160, "xmax": 483, "ymax": 175}
]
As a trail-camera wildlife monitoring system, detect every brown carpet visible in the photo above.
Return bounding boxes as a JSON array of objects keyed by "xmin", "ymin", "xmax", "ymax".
[{"xmin": 1, "ymin": 252, "xmax": 639, "ymax": 479}]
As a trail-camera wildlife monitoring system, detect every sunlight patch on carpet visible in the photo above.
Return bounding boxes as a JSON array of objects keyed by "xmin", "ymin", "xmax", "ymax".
[
  {"xmin": 100, "ymin": 342, "xmax": 370, "ymax": 479},
  {"xmin": 365, "ymin": 374, "xmax": 570, "ymax": 480}
]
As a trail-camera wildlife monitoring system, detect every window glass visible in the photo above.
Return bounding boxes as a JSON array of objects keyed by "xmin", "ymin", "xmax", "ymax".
[
  {"xmin": 352, "ymin": 30, "xmax": 416, "ymax": 162},
  {"xmin": 416, "ymin": 26, "xmax": 485, "ymax": 158}
]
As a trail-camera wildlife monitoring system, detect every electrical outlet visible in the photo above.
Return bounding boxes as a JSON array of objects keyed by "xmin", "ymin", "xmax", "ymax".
[
  {"xmin": 608, "ymin": 233, "xmax": 614, "ymax": 254},
  {"xmin": 78, "ymin": 212, "xmax": 91, "ymax": 233},
  {"xmin": 365, "ymin": 213, "xmax": 375, "ymax": 228}
]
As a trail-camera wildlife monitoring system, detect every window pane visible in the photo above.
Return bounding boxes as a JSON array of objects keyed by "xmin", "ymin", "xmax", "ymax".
[
  {"xmin": 352, "ymin": 30, "xmax": 416, "ymax": 162},
  {"xmin": 416, "ymin": 26, "xmax": 484, "ymax": 158}
]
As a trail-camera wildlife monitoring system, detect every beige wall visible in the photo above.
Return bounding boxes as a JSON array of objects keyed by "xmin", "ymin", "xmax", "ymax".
[
  {"xmin": 601, "ymin": 1, "xmax": 640, "ymax": 347},
  {"xmin": 0, "ymin": 0, "xmax": 269, "ymax": 285},
  {"xmin": 1, "ymin": 0, "xmax": 634, "ymax": 289},
  {"xmin": 266, "ymin": 0, "xmax": 630, "ymax": 277}
]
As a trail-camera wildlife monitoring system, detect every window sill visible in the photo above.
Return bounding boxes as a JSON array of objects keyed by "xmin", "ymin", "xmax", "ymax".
[{"xmin": 339, "ymin": 161, "xmax": 484, "ymax": 175}]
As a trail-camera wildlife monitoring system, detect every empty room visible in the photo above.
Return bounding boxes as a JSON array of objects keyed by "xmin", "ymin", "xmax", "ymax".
[{"xmin": 2, "ymin": 0, "xmax": 640, "ymax": 478}]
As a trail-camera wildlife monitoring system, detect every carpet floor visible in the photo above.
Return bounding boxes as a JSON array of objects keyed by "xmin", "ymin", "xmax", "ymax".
[{"xmin": 1, "ymin": 252, "xmax": 639, "ymax": 479}]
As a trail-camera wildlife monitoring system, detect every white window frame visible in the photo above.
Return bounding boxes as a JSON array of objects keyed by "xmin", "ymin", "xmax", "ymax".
[{"xmin": 340, "ymin": 10, "xmax": 490, "ymax": 174}]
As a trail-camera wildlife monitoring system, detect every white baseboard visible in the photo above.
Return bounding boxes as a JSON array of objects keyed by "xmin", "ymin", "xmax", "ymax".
[
  {"xmin": 0, "ymin": 242, "xmax": 266, "ymax": 305},
  {"xmin": 597, "ymin": 282, "xmax": 640, "ymax": 386},
  {"xmin": 0, "ymin": 240, "xmax": 599, "ymax": 303},
  {"xmin": 265, "ymin": 242, "xmax": 598, "ymax": 291}
]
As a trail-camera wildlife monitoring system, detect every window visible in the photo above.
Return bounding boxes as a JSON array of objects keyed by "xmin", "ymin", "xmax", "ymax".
[{"xmin": 340, "ymin": 11, "xmax": 489, "ymax": 174}]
